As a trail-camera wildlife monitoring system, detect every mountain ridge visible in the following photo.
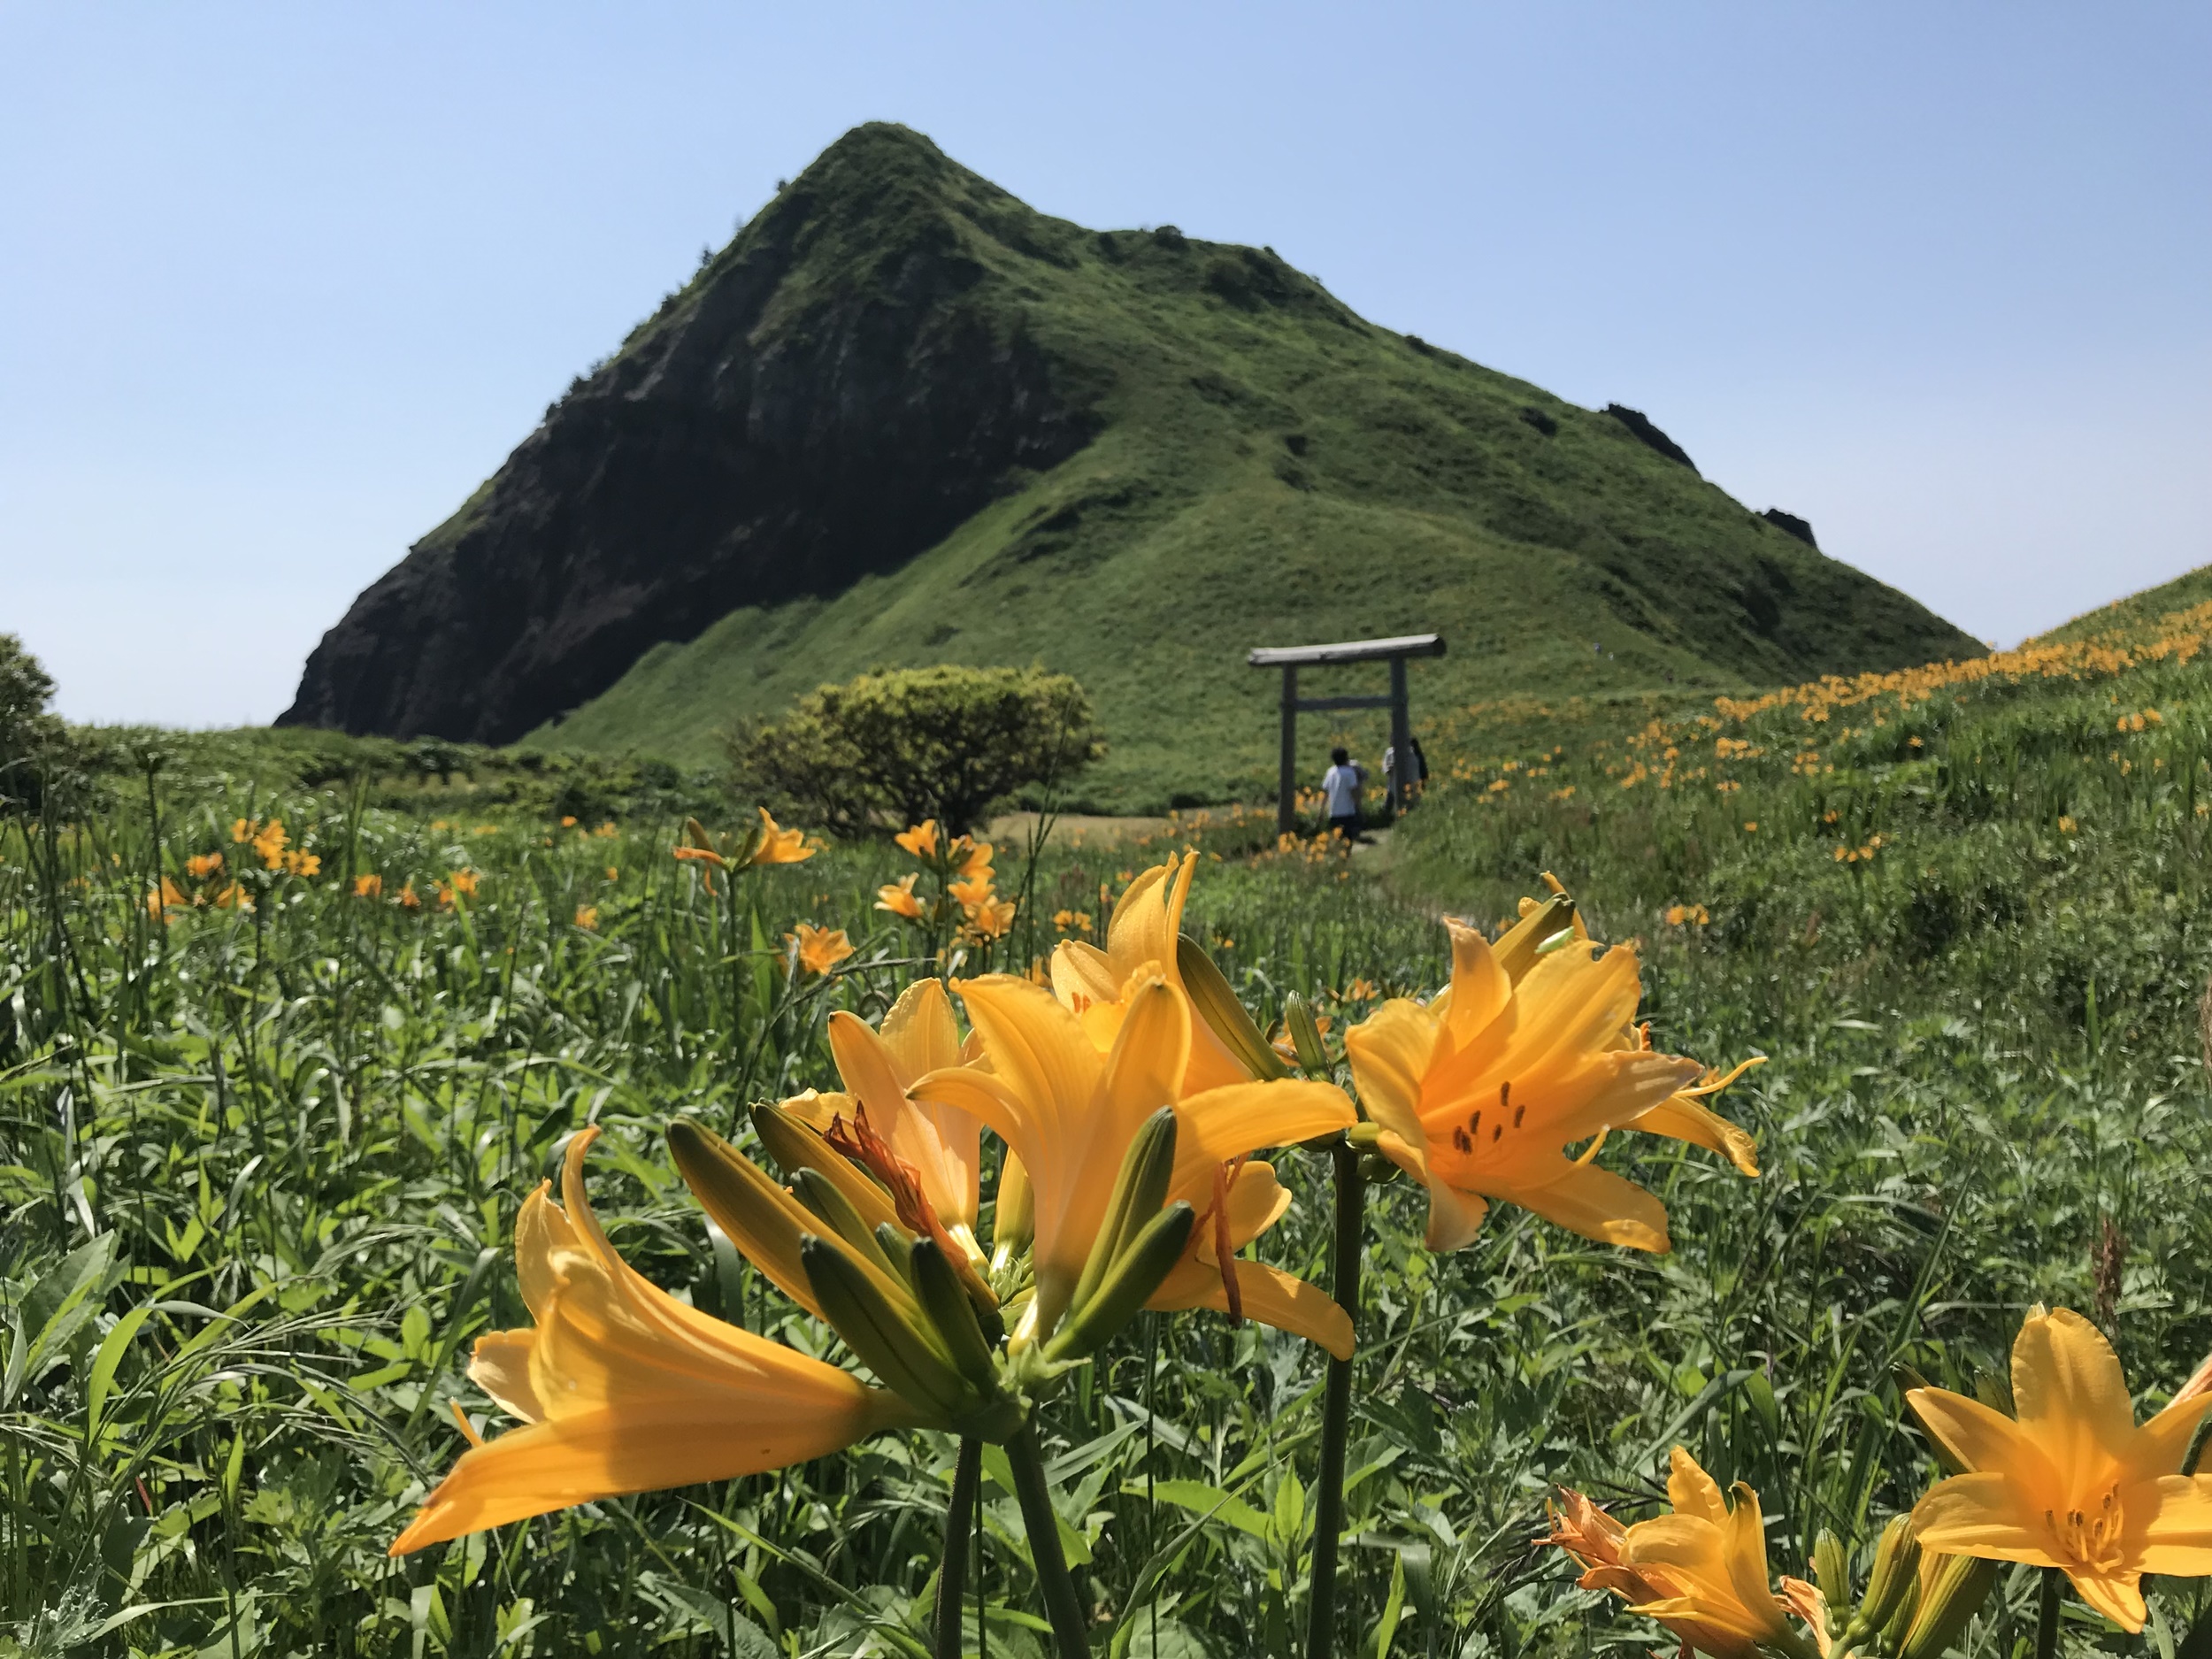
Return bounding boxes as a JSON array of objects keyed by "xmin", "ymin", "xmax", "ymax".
[{"xmin": 282, "ymin": 122, "xmax": 1983, "ymax": 810}]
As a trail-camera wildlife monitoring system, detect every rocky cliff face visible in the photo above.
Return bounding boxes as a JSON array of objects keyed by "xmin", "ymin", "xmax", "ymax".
[{"xmin": 282, "ymin": 126, "xmax": 1101, "ymax": 741}]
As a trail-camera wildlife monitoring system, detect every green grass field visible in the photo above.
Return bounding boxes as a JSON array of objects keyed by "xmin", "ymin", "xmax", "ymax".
[{"xmin": 6, "ymin": 584, "xmax": 2212, "ymax": 1656}]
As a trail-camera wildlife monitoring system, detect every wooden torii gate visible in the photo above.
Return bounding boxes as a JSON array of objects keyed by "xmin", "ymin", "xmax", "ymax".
[{"xmin": 1248, "ymin": 633, "xmax": 1447, "ymax": 835}]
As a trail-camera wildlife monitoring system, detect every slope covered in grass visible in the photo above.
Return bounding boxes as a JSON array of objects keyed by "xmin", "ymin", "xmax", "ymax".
[
  {"xmin": 2039, "ymin": 558, "xmax": 2212, "ymax": 643},
  {"xmin": 285, "ymin": 122, "xmax": 1978, "ymax": 810}
]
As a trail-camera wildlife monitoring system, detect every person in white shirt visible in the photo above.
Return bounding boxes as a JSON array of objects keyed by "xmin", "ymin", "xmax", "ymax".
[{"xmin": 1321, "ymin": 747, "xmax": 1365, "ymax": 842}]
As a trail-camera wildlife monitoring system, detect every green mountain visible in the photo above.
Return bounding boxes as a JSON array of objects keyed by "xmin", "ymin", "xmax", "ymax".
[{"xmin": 283, "ymin": 122, "xmax": 1980, "ymax": 811}]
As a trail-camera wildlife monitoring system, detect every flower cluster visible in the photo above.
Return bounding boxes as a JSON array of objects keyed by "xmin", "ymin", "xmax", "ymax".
[
  {"xmin": 876, "ymin": 819, "xmax": 1016, "ymax": 942},
  {"xmin": 1549, "ymin": 1306, "xmax": 2212, "ymax": 1652}
]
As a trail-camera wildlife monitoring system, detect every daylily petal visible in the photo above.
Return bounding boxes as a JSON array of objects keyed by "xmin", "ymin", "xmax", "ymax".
[
  {"xmin": 467, "ymin": 1330, "xmax": 543, "ymax": 1424},
  {"xmin": 1099, "ymin": 976, "xmax": 1191, "ymax": 1156},
  {"xmin": 391, "ymin": 1386, "xmax": 910, "ymax": 1552},
  {"xmin": 1499, "ymin": 1156, "xmax": 1671, "ymax": 1254},
  {"xmin": 2012, "ymin": 1306, "xmax": 2138, "ymax": 1479},
  {"xmin": 1666, "ymin": 1444, "xmax": 1729, "ymax": 1526},
  {"xmin": 880, "ymin": 976, "xmax": 966, "ymax": 1079},
  {"xmin": 2064, "ymin": 1570, "xmax": 2147, "ymax": 1632},
  {"xmin": 1423, "ymin": 1180, "xmax": 1489, "ymax": 1252},
  {"xmin": 1342, "ymin": 998, "xmax": 1436, "ymax": 1153},
  {"xmin": 1051, "ymin": 940, "xmax": 1120, "ymax": 1014},
  {"xmin": 1907, "ymin": 1386, "xmax": 2055, "ymax": 1485},
  {"xmin": 1441, "ymin": 919, "xmax": 1512, "ymax": 1046},
  {"xmin": 1148, "ymin": 1257, "xmax": 1354, "ymax": 1360},
  {"xmin": 2132, "ymin": 1473, "xmax": 2212, "ymax": 1569},
  {"xmin": 515, "ymin": 1179, "xmax": 580, "ymax": 1322},
  {"xmin": 1910, "ymin": 1472, "xmax": 2062, "ymax": 1565},
  {"xmin": 953, "ymin": 975, "xmax": 1101, "ymax": 1156},
  {"xmin": 1216, "ymin": 1160, "xmax": 1294, "ymax": 1251},
  {"xmin": 2133, "ymin": 1392, "xmax": 2212, "ymax": 1481},
  {"xmin": 1167, "ymin": 1079, "xmax": 1356, "ymax": 1200},
  {"xmin": 1622, "ymin": 1092, "xmax": 1760, "ymax": 1178}
]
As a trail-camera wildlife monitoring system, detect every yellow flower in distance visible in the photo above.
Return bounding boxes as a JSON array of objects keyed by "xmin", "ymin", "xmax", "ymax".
[
  {"xmin": 1345, "ymin": 919, "xmax": 1705, "ymax": 1253},
  {"xmin": 389, "ymin": 1128, "xmax": 917, "ymax": 1555},
  {"xmin": 895, "ymin": 819, "xmax": 940, "ymax": 858},
  {"xmin": 353, "ymin": 873, "xmax": 382, "ymax": 899},
  {"xmin": 911, "ymin": 971, "xmax": 1356, "ymax": 1354},
  {"xmin": 574, "ymin": 905, "xmax": 599, "ymax": 931},
  {"xmin": 1908, "ymin": 1305, "xmax": 2212, "ymax": 1632},
  {"xmin": 964, "ymin": 895, "xmax": 1017, "ymax": 941},
  {"xmin": 1053, "ymin": 855, "xmax": 1250, "ymax": 1094},
  {"xmin": 251, "ymin": 818, "xmax": 288, "ymax": 870},
  {"xmin": 876, "ymin": 872, "xmax": 925, "ymax": 920},
  {"xmin": 788, "ymin": 922, "xmax": 855, "ymax": 977},
  {"xmin": 750, "ymin": 806, "xmax": 816, "ymax": 864},
  {"xmin": 185, "ymin": 851, "xmax": 224, "ymax": 879},
  {"xmin": 949, "ymin": 872, "xmax": 995, "ymax": 913},
  {"xmin": 1548, "ymin": 1448, "xmax": 1811, "ymax": 1659}
]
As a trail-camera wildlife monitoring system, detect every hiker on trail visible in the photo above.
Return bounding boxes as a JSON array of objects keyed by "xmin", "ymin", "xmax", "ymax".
[
  {"xmin": 1322, "ymin": 747, "xmax": 1365, "ymax": 842},
  {"xmin": 1383, "ymin": 737, "xmax": 1432, "ymax": 810}
]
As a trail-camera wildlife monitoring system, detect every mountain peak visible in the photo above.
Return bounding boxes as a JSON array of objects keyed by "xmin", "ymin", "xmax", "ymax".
[{"xmin": 281, "ymin": 127, "xmax": 1980, "ymax": 807}]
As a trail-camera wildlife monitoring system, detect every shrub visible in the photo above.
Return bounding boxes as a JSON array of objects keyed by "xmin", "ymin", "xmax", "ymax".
[
  {"xmin": 732, "ymin": 664, "xmax": 1105, "ymax": 835},
  {"xmin": 0, "ymin": 633, "xmax": 67, "ymax": 814}
]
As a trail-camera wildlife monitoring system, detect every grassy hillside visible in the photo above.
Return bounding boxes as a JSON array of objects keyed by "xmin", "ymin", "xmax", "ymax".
[
  {"xmin": 2039, "ymin": 557, "xmax": 2212, "ymax": 643},
  {"xmin": 523, "ymin": 126, "xmax": 1978, "ymax": 810}
]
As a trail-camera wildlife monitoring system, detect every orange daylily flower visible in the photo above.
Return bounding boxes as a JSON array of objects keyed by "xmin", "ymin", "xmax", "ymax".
[
  {"xmin": 185, "ymin": 851, "xmax": 224, "ymax": 879},
  {"xmin": 912, "ymin": 970, "xmax": 1356, "ymax": 1356},
  {"xmin": 895, "ymin": 820, "xmax": 940, "ymax": 858},
  {"xmin": 389, "ymin": 1129, "xmax": 915, "ymax": 1555},
  {"xmin": 780, "ymin": 978, "xmax": 987, "ymax": 1262},
  {"xmin": 1345, "ymin": 919, "xmax": 1709, "ymax": 1253},
  {"xmin": 353, "ymin": 873, "xmax": 383, "ymax": 899},
  {"xmin": 787, "ymin": 922, "xmax": 855, "ymax": 976},
  {"xmin": 876, "ymin": 873, "xmax": 925, "ymax": 920},
  {"xmin": 1908, "ymin": 1305, "xmax": 2212, "ymax": 1632},
  {"xmin": 751, "ymin": 807, "xmax": 815, "ymax": 864},
  {"xmin": 1547, "ymin": 1448, "xmax": 1816, "ymax": 1659}
]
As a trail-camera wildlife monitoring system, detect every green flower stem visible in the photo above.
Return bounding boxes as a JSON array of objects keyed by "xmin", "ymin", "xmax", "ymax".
[
  {"xmin": 1006, "ymin": 1422, "xmax": 1091, "ymax": 1659},
  {"xmin": 1304, "ymin": 1136, "xmax": 1365, "ymax": 1659},
  {"xmin": 2033, "ymin": 1565, "xmax": 2062, "ymax": 1659},
  {"xmin": 937, "ymin": 1438, "xmax": 982, "ymax": 1659}
]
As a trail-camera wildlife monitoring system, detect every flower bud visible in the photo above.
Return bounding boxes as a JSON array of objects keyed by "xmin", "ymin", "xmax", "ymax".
[
  {"xmin": 1283, "ymin": 993, "xmax": 1329, "ymax": 1076},
  {"xmin": 1178, "ymin": 935, "xmax": 1289, "ymax": 1079},
  {"xmin": 1896, "ymin": 1553, "xmax": 1999, "ymax": 1659},
  {"xmin": 1857, "ymin": 1515, "xmax": 1922, "ymax": 1635},
  {"xmin": 1812, "ymin": 1529, "xmax": 1851, "ymax": 1617},
  {"xmin": 1067, "ymin": 1106, "xmax": 1179, "ymax": 1319}
]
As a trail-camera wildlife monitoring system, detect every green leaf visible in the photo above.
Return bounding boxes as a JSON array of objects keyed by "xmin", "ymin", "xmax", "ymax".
[
  {"xmin": 1374, "ymin": 1550, "xmax": 1407, "ymax": 1658},
  {"xmin": 1122, "ymin": 1478, "xmax": 1271, "ymax": 1540},
  {"xmin": 86, "ymin": 1299, "xmax": 157, "ymax": 1444}
]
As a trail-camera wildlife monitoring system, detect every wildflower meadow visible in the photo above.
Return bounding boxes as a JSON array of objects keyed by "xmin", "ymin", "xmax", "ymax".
[{"xmin": 7, "ymin": 594, "xmax": 2212, "ymax": 1659}]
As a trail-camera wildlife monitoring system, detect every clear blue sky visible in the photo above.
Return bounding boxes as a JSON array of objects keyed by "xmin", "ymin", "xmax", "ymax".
[{"xmin": 4, "ymin": 2, "xmax": 2206, "ymax": 726}]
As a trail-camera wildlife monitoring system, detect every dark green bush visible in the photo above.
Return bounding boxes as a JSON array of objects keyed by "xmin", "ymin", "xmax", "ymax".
[
  {"xmin": 731, "ymin": 663, "xmax": 1104, "ymax": 834},
  {"xmin": 0, "ymin": 634, "xmax": 69, "ymax": 814}
]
